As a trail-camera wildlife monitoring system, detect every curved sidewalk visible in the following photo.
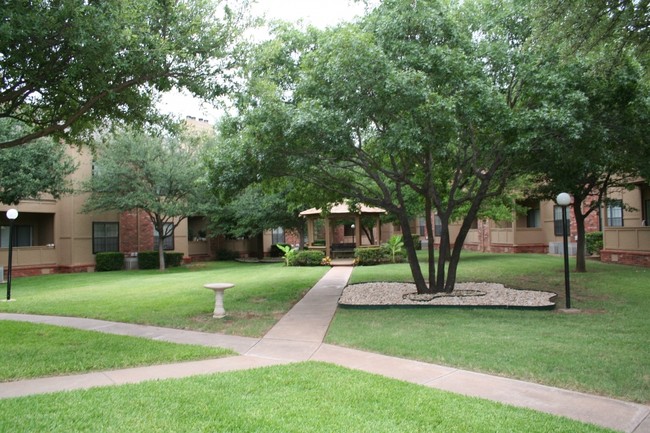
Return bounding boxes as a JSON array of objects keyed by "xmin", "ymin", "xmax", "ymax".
[{"xmin": 1, "ymin": 266, "xmax": 648, "ymax": 433}]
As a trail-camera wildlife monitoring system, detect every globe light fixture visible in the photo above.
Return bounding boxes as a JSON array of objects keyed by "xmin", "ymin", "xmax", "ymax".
[
  {"xmin": 5, "ymin": 208, "xmax": 18, "ymax": 301},
  {"xmin": 555, "ymin": 193, "xmax": 571, "ymax": 309}
]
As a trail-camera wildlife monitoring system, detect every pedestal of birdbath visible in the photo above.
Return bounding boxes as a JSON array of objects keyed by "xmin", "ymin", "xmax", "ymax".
[{"xmin": 204, "ymin": 283, "xmax": 234, "ymax": 318}]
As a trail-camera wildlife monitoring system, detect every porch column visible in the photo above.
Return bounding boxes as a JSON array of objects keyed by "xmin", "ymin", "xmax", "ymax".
[
  {"xmin": 376, "ymin": 215, "xmax": 382, "ymax": 245},
  {"xmin": 307, "ymin": 218, "xmax": 314, "ymax": 246},
  {"xmin": 355, "ymin": 215, "xmax": 362, "ymax": 247},
  {"xmin": 325, "ymin": 217, "xmax": 331, "ymax": 257}
]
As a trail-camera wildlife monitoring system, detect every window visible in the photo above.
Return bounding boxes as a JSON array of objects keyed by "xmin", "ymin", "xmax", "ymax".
[
  {"xmin": 553, "ymin": 206, "xmax": 570, "ymax": 236},
  {"xmin": 417, "ymin": 217, "xmax": 426, "ymax": 237},
  {"xmin": 527, "ymin": 207, "xmax": 541, "ymax": 228},
  {"xmin": 434, "ymin": 216, "xmax": 442, "ymax": 237},
  {"xmin": 154, "ymin": 223, "xmax": 174, "ymax": 251},
  {"xmin": 606, "ymin": 200, "xmax": 624, "ymax": 227},
  {"xmin": 93, "ymin": 222, "xmax": 119, "ymax": 253},
  {"xmin": 271, "ymin": 227, "xmax": 285, "ymax": 244},
  {"xmin": 1, "ymin": 225, "xmax": 32, "ymax": 247},
  {"xmin": 343, "ymin": 224, "xmax": 355, "ymax": 237}
]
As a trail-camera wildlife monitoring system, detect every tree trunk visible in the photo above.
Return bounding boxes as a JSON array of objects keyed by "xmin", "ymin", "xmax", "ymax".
[
  {"xmin": 424, "ymin": 195, "xmax": 436, "ymax": 291},
  {"xmin": 397, "ymin": 211, "xmax": 430, "ymax": 294},
  {"xmin": 435, "ymin": 210, "xmax": 456, "ymax": 293},
  {"xmin": 256, "ymin": 232, "xmax": 264, "ymax": 260},
  {"xmin": 573, "ymin": 201, "xmax": 587, "ymax": 272},
  {"xmin": 158, "ymin": 233, "xmax": 166, "ymax": 271}
]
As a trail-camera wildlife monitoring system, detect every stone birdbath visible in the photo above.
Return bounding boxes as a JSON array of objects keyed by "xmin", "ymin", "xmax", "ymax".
[{"xmin": 204, "ymin": 283, "xmax": 234, "ymax": 318}]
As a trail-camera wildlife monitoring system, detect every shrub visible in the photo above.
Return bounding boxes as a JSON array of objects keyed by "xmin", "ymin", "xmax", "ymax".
[
  {"xmin": 137, "ymin": 251, "xmax": 159, "ymax": 270},
  {"xmin": 411, "ymin": 234, "xmax": 422, "ymax": 250},
  {"xmin": 292, "ymin": 250, "xmax": 325, "ymax": 266},
  {"xmin": 137, "ymin": 251, "xmax": 184, "ymax": 269},
  {"xmin": 216, "ymin": 249, "xmax": 239, "ymax": 261},
  {"xmin": 385, "ymin": 235, "xmax": 405, "ymax": 263},
  {"xmin": 270, "ymin": 243, "xmax": 292, "ymax": 258},
  {"xmin": 164, "ymin": 252, "xmax": 184, "ymax": 267},
  {"xmin": 586, "ymin": 231, "xmax": 604, "ymax": 255},
  {"xmin": 312, "ymin": 240, "xmax": 326, "ymax": 246},
  {"xmin": 95, "ymin": 252, "xmax": 124, "ymax": 272},
  {"xmin": 354, "ymin": 247, "xmax": 387, "ymax": 266},
  {"xmin": 275, "ymin": 244, "xmax": 296, "ymax": 266}
]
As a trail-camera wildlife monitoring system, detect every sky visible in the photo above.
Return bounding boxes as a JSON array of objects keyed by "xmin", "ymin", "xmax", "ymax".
[{"xmin": 159, "ymin": 0, "xmax": 371, "ymax": 123}]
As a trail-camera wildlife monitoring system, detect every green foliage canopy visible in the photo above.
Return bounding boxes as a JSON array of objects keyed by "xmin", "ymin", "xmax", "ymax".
[
  {"xmin": 0, "ymin": 119, "xmax": 76, "ymax": 205},
  {"xmin": 0, "ymin": 0, "xmax": 246, "ymax": 149}
]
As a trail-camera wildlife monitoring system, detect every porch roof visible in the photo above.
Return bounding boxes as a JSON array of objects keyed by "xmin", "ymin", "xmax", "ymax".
[{"xmin": 299, "ymin": 203, "xmax": 386, "ymax": 217}]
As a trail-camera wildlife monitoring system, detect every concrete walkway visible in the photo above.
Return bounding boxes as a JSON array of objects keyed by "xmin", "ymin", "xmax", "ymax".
[{"xmin": 1, "ymin": 266, "xmax": 648, "ymax": 433}]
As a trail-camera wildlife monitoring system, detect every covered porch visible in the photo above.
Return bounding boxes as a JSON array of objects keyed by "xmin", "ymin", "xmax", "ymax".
[{"xmin": 299, "ymin": 203, "xmax": 386, "ymax": 258}]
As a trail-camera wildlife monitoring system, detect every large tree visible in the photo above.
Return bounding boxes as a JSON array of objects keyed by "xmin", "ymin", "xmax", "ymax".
[
  {"xmin": 508, "ymin": 0, "xmax": 650, "ymax": 271},
  {"xmin": 522, "ymin": 53, "xmax": 648, "ymax": 272},
  {"xmin": 83, "ymin": 128, "xmax": 209, "ymax": 270},
  {"xmin": 216, "ymin": 0, "xmax": 524, "ymax": 293},
  {"xmin": 0, "ymin": 119, "xmax": 76, "ymax": 204},
  {"xmin": 0, "ymin": 0, "xmax": 246, "ymax": 149}
]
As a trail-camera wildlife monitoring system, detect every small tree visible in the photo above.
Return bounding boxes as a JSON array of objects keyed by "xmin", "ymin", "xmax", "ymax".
[{"xmin": 83, "ymin": 128, "xmax": 208, "ymax": 270}]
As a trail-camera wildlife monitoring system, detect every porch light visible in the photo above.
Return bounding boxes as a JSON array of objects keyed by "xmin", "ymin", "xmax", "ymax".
[
  {"xmin": 555, "ymin": 193, "xmax": 571, "ymax": 309},
  {"xmin": 5, "ymin": 208, "xmax": 18, "ymax": 301}
]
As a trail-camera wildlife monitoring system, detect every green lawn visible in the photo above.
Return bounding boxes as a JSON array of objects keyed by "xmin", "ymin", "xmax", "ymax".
[
  {"xmin": 0, "ymin": 362, "xmax": 614, "ymax": 433},
  {"xmin": 0, "ymin": 261, "xmax": 328, "ymax": 337},
  {"xmin": 327, "ymin": 252, "xmax": 650, "ymax": 403},
  {"xmin": 0, "ymin": 321, "xmax": 233, "ymax": 381}
]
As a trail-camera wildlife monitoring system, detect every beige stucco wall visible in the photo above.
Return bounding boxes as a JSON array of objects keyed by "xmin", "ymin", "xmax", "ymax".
[{"xmin": 603, "ymin": 184, "xmax": 650, "ymax": 252}]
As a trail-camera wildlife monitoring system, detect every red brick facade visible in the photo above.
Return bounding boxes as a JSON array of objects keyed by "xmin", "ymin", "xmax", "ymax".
[
  {"xmin": 601, "ymin": 250, "xmax": 650, "ymax": 267},
  {"xmin": 120, "ymin": 210, "xmax": 154, "ymax": 254}
]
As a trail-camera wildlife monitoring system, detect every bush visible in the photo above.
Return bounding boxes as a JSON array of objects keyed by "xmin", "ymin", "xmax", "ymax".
[
  {"xmin": 312, "ymin": 240, "xmax": 326, "ymax": 246},
  {"xmin": 137, "ymin": 251, "xmax": 159, "ymax": 270},
  {"xmin": 586, "ymin": 231, "xmax": 604, "ymax": 255},
  {"xmin": 215, "ymin": 249, "xmax": 239, "ymax": 261},
  {"xmin": 270, "ymin": 243, "xmax": 292, "ymax": 258},
  {"xmin": 291, "ymin": 250, "xmax": 325, "ymax": 266},
  {"xmin": 354, "ymin": 247, "xmax": 387, "ymax": 266},
  {"xmin": 411, "ymin": 234, "xmax": 422, "ymax": 250},
  {"xmin": 137, "ymin": 251, "xmax": 184, "ymax": 269},
  {"xmin": 95, "ymin": 252, "xmax": 124, "ymax": 272},
  {"xmin": 164, "ymin": 252, "xmax": 184, "ymax": 267}
]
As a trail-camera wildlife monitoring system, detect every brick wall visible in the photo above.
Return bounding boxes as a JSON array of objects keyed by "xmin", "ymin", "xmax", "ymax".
[
  {"xmin": 120, "ymin": 210, "xmax": 153, "ymax": 254},
  {"xmin": 600, "ymin": 250, "xmax": 650, "ymax": 268}
]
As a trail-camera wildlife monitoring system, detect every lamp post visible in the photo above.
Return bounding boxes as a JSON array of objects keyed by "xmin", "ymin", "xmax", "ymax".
[
  {"xmin": 6, "ymin": 208, "xmax": 18, "ymax": 301},
  {"xmin": 556, "ymin": 193, "xmax": 571, "ymax": 309}
]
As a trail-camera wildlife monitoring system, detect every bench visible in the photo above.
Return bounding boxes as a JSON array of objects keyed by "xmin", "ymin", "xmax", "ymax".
[{"xmin": 331, "ymin": 243, "xmax": 356, "ymax": 258}]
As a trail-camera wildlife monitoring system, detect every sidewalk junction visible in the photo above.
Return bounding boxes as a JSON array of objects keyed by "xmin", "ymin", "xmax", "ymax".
[{"xmin": 1, "ymin": 266, "xmax": 648, "ymax": 433}]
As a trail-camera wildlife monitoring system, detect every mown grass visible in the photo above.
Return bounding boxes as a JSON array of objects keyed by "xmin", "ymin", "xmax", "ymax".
[
  {"xmin": 0, "ymin": 261, "xmax": 328, "ymax": 337},
  {"xmin": 327, "ymin": 252, "xmax": 650, "ymax": 403},
  {"xmin": 0, "ymin": 362, "xmax": 614, "ymax": 433},
  {"xmin": 0, "ymin": 321, "xmax": 233, "ymax": 381}
]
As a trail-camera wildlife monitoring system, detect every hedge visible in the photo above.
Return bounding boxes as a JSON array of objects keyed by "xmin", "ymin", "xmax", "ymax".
[
  {"xmin": 137, "ymin": 251, "xmax": 184, "ymax": 269},
  {"xmin": 291, "ymin": 250, "xmax": 324, "ymax": 266},
  {"xmin": 354, "ymin": 247, "xmax": 387, "ymax": 266},
  {"xmin": 95, "ymin": 252, "xmax": 124, "ymax": 272}
]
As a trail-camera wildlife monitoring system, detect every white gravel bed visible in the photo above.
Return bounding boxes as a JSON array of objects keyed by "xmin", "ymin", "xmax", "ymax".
[{"xmin": 339, "ymin": 282, "xmax": 557, "ymax": 308}]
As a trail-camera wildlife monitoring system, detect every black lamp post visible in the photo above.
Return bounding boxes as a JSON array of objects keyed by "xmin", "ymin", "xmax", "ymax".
[
  {"xmin": 6, "ymin": 208, "xmax": 18, "ymax": 301},
  {"xmin": 556, "ymin": 193, "xmax": 571, "ymax": 309}
]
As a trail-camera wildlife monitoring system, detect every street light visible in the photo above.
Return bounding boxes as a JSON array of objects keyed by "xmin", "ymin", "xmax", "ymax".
[
  {"xmin": 6, "ymin": 208, "xmax": 18, "ymax": 301},
  {"xmin": 556, "ymin": 193, "xmax": 571, "ymax": 309}
]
